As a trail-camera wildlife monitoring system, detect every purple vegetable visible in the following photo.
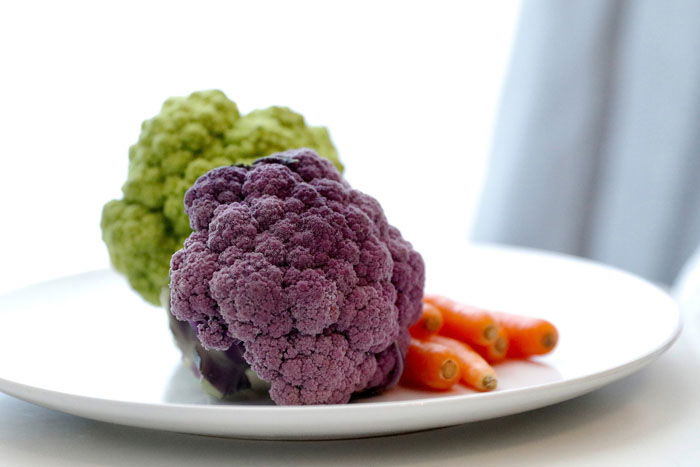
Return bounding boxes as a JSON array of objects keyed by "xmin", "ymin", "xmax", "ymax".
[
  {"xmin": 170, "ymin": 149, "xmax": 425, "ymax": 405},
  {"xmin": 166, "ymin": 299, "xmax": 251, "ymax": 397}
]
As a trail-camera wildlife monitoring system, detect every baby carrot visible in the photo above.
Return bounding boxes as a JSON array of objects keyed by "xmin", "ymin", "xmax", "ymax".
[
  {"xmin": 401, "ymin": 338, "xmax": 461, "ymax": 390},
  {"xmin": 425, "ymin": 295, "xmax": 498, "ymax": 346},
  {"xmin": 428, "ymin": 335, "xmax": 498, "ymax": 391},
  {"xmin": 472, "ymin": 326, "xmax": 509, "ymax": 364},
  {"xmin": 409, "ymin": 302, "xmax": 444, "ymax": 339},
  {"xmin": 491, "ymin": 311, "xmax": 558, "ymax": 358}
]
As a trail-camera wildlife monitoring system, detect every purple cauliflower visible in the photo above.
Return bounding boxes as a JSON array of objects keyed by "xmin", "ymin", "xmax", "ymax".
[{"xmin": 169, "ymin": 149, "xmax": 425, "ymax": 405}]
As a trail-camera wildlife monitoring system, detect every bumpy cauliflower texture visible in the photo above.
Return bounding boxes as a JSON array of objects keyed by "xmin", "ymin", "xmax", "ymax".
[
  {"xmin": 101, "ymin": 90, "xmax": 342, "ymax": 304},
  {"xmin": 170, "ymin": 149, "xmax": 425, "ymax": 405}
]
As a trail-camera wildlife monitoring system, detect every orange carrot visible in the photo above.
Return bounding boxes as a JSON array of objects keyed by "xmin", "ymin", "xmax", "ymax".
[
  {"xmin": 428, "ymin": 335, "xmax": 497, "ymax": 391},
  {"xmin": 425, "ymin": 295, "xmax": 498, "ymax": 346},
  {"xmin": 491, "ymin": 311, "xmax": 558, "ymax": 358},
  {"xmin": 401, "ymin": 338, "xmax": 461, "ymax": 390},
  {"xmin": 472, "ymin": 326, "xmax": 509, "ymax": 364},
  {"xmin": 409, "ymin": 302, "xmax": 444, "ymax": 339}
]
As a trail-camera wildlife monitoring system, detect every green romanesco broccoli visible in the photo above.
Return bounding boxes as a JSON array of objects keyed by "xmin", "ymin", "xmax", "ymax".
[{"xmin": 101, "ymin": 90, "xmax": 342, "ymax": 305}]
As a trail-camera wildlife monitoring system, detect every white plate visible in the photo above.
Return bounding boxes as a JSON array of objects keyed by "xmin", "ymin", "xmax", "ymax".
[{"xmin": 0, "ymin": 245, "xmax": 681, "ymax": 440}]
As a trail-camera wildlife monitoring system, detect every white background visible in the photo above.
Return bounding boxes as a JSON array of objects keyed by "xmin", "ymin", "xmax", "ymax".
[{"xmin": 0, "ymin": 0, "xmax": 519, "ymax": 294}]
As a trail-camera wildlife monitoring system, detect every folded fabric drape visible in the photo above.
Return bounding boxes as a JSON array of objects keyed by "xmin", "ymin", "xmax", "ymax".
[{"xmin": 472, "ymin": 0, "xmax": 700, "ymax": 285}]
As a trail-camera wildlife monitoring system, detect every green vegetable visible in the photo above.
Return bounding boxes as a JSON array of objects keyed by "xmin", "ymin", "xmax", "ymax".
[{"xmin": 101, "ymin": 90, "xmax": 342, "ymax": 305}]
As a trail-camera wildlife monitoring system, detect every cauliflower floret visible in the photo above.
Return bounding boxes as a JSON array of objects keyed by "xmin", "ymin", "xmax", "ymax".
[
  {"xmin": 170, "ymin": 149, "xmax": 424, "ymax": 405},
  {"xmin": 101, "ymin": 90, "xmax": 342, "ymax": 304}
]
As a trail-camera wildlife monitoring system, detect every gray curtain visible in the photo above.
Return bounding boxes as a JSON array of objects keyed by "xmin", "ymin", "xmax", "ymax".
[{"xmin": 472, "ymin": 0, "xmax": 700, "ymax": 285}]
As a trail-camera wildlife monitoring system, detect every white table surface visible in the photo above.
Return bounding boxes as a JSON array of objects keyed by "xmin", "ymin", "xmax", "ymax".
[{"xmin": 1, "ymin": 325, "xmax": 698, "ymax": 466}]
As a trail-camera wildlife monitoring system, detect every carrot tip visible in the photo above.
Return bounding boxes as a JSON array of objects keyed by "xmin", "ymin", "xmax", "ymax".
[
  {"xmin": 484, "ymin": 325, "xmax": 498, "ymax": 341},
  {"xmin": 423, "ymin": 316, "xmax": 441, "ymax": 332},
  {"xmin": 440, "ymin": 360, "xmax": 459, "ymax": 380},
  {"xmin": 482, "ymin": 376, "xmax": 497, "ymax": 390},
  {"xmin": 542, "ymin": 333, "xmax": 558, "ymax": 349},
  {"xmin": 494, "ymin": 337, "xmax": 507, "ymax": 353}
]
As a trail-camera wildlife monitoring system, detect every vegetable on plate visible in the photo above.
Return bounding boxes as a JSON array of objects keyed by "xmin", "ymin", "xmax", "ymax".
[
  {"xmin": 169, "ymin": 149, "xmax": 425, "ymax": 405},
  {"xmin": 471, "ymin": 325, "xmax": 509, "ymax": 364},
  {"xmin": 402, "ymin": 296, "xmax": 559, "ymax": 393},
  {"xmin": 409, "ymin": 302, "xmax": 444, "ymax": 339},
  {"xmin": 424, "ymin": 294, "xmax": 499, "ymax": 346},
  {"xmin": 428, "ymin": 335, "xmax": 497, "ymax": 391},
  {"xmin": 491, "ymin": 311, "xmax": 559, "ymax": 358},
  {"xmin": 401, "ymin": 338, "xmax": 461, "ymax": 390}
]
